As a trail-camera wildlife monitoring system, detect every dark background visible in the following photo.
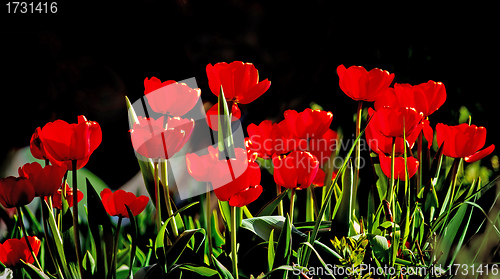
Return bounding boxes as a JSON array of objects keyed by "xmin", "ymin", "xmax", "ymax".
[{"xmin": 1, "ymin": 1, "xmax": 498, "ymax": 190}]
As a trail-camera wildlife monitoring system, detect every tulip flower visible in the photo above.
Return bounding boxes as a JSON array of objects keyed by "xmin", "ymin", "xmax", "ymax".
[
  {"xmin": 272, "ymin": 151, "xmax": 319, "ymax": 190},
  {"xmin": 371, "ymin": 107, "xmax": 423, "ymax": 139},
  {"xmin": 337, "ymin": 64, "xmax": 394, "ymax": 102},
  {"xmin": 0, "ymin": 236, "xmax": 41, "ymax": 268},
  {"xmin": 308, "ymin": 128, "xmax": 338, "ymax": 166},
  {"xmin": 18, "ymin": 162, "xmax": 67, "ymax": 197},
  {"xmin": 130, "ymin": 116, "xmax": 194, "ymax": 160},
  {"xmin": 206, "ymin": 102, "xmax": 241, "ymax": 131},
  {"xmin": 206, "ymin": 61, "xmax": 271, "ymax": 104},
  {"xmin": 39, "ymin": 115, "xmax": 102, "ymax": 170},
  {"xmin": 436, "ymin": 123, "xmax": 495, "ymax": 163},
  {"xmin": 0, "ymin": 177, "xmax": 35, "ymax": 208},
  {"xmin": 48, "ymin": 183, "xmax": 84, "ymax": 210},
  {"xmin": 100, "ymin": 188, "xmax": 149, "ymax": 218},
  {"xmin": 378, "ymin": 153, "xmax": 419, "ymax": 181},
  {"xmin": 247, "ymin": 120, "xmax": 276, "ymax": 159},
  {"xmin": 375, "ymin": 81, "xmax": 446, "ymax": 117},
  {"xmin": 283, "ymin": 108, "xmax": 333, "ymax": 139},
  {"xmin": 144, "ymin": 77, "xmax": 201, "ymax": 116},
  {"xmin": 185, "ymin": 146, "xmax": 219, "ymax": 182},
  {"xmin": 209, "ymin": 147, "xmax": 262, "ymax": 207},
  {"xmin": 29, "ymin": 127, "xmax": 47, "ymax": 161},
  {"xmin": 365, "ymin": 108, "xmax": 423, "ymax": 155}
]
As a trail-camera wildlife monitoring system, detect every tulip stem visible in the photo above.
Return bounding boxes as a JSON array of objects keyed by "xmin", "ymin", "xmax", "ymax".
[
  {"xmin": 161, "ymin": 160, "xmax": 178, "ymax": 238},
  {"xmin": 41, "ymin": 199, "xmax": 64, "ymax": 278},
  {"xmin": 72, "ymin": 160, "xmax": 82, "ymax": 274},
  {"xmin": 276, "ymin": 184, "xmax": 283, "ymax": 216},
  {"xmin": 230, "ymin": 205, "xmax": 239, "ymax": 279},
  {"xmin": 389, "ymin": 137, "xmax": 396, "ymax": 205},
  {"xmin": 17, "ymin": 206, "xmax": 43, "ymax": 271},
  {"xmin": 416, "ymin": 131, "xmax": 423, "ymax": 201},
  {"xmin": 153, "ymin": 160, "xmax": 161, "ymax": 233},
  {"xmin": 206, "ymin": 183, "xmax": 214, "ymax": 266},
  {"xmin": 354, "ymin": 100, "xmax": 363, "ymax": 189},
  {"xmin": 112, "ymin": 216, "xmax": 123, "ymax": 279},
  {"xmin": 289, "ymin": 189, "xmax": 296, "ymax": 222}
]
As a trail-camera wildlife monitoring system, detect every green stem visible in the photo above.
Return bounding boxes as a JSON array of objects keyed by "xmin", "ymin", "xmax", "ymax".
[
  {"xmin": 41, "ymin": 200, "xmax": 63, "ymax": 278},
  {"xmin": 354, "ymin": 101, "xmax": 363, "ymax": 189},
  {"xmin": 289, "ymin": 189, "xmax": 296, "ymax": 222},
  {"xmin": 17, "ymin": 207, "xmax": 43, "ymax": 271},
  {"xmin": 206, "ymin": 183, "xmax": 214, "ymax": 266},
  {"xmin": 276, "ymin": 184, "xmax": 283, "ymax": 216},
  {"xmin": 112, "ymin": 217, "xmax": 123, "ymax": 279},
  {"xmin": 389, "ymin": 137, "xmax": 396, "ymax": 267},
  {"xmin": 230, "ymin": 206, "xmax": 239, "ymax": 279},
  {"xmin": 72, "ymin": 160, "xmax": 82, "ymax": 274},
  {"xmin": 416, "ymin": 131, "xmax": 423, "ymax": 199},
  {"xmin": 153, "ymin": 160, "xmax": 161, "ymax": 233},
  {"xmin": 161, "ymin": 160, "xmax": 178, "ymax": 238},
  {"xmin": 387, "ymin": 137, "xmax": 396, "ymax": 204}
]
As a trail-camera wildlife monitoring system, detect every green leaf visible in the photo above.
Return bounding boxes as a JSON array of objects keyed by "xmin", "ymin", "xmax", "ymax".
[
  {"xmin": 125, "ymin": 205, "xmax": 138, "ymax": 279},
  {"xmin": 86, "ymin": 178, "xmax": 114, "ymax": 278},
  {"xmin": 367, "ymin": 234, "xmax": 389, "ymax": 263},
  {"xmin": 83, "ymin": 250, "xmax": 96, "ymax": 276},
  {"xmin": 20, "ymin": 261, "xmax": 51, "ymax": 279},
  {"xmin": 256, "ymin": 189, "xmax": 288, "ymax": 217},
  {"xmin": 271, "ymin": 214, "xmax": 292, "ymax": 279},
  {"xmin": 41, "ymin": 200, "xmax": 72, "ymax": 278},
  {"xmin": 155, "ymin": 221, "xmax": 169, "ymax": 274},
  {"xmin": 217, "ymin": 86, "xmax": 235, "ymax": 159},
  {"xmin": 166, "ymin": 228, "xmax": 206, "ymax": 270},
  {"xmin": 256, "ymin": 157, "xmax": 274, "ymax": 175},
  {"xmin": 212, "ymin": 255, "xmax": 234, "ymax": 279},
  {"xmin": 299, "ymin": 242, "xmax": 335, "ymax": 278},
  {"xmin": 240, "ymin": 216, "xmax": 306, "ymax": 242},
  {"xmin": 332, "ymin": 160, "xmax": 356, "ymax": 237},
  {"xmin": 175, "ymin": 264, "xmax": 218, "ymax": 277},
  {"xmin": 267, "ymin": 229, "xmax": 275, "ymax": 272}
]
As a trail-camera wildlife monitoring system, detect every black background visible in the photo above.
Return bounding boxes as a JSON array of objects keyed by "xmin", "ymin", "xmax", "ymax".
[{"xmin": 1, "ymin": 1, "xmax": 498, "ymax": 189}]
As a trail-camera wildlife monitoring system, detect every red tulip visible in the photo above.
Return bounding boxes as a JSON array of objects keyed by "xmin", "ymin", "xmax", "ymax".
[
  {"xmin": 18, "ymin": 162, "xmax": 67, "ymax": 197},
  {"xmin": 308, "ymin": 128, "xmax": 338, "ymax": 166},
  {"xmin": 226, "ymin": 185, "xmax": 263, "ymax": 207},
  {"xmin": 273, "ymin": 151, "xmax": 319, "ymax": 190},
  {"xmin": 211, "ymin": 148, "xmax": 262, "ymax": 207},
  {"xmin": 378, "ymin": 153, "xmax": 419, "ymax": 181},
  {"xmin": 366, "ymin": 108, "xmax": 421, "ymax": 155},
  {"xmin": 337, "ymin": 65, "xmax": 394, "ymax": 102},
  {"xmin": 205, "ymin": 102, "xmax": 242, "ymax": 131},
  {"xmin": 144, "ymin": 77, "xmax": 201, "ymax": 116},
  {"xmin": 0, "ymin": 177, "xmax": 35, "ymax": 208},
  {"xmin": 0, "ymin": 236, "xmax": 41, "ymax": 268},
  {"xmin": 375, "ymin": 81, "xmax": 446, "ymax": 117},
  {"xmin": 371, "ymin": 107, "xmax": 423, "ymax": 138},
  {"xmin": 283, "ymin": 108, "xmax": 333, "ymax": 139},
  {"xmin": 405, "ymin": 119, "xmax": 434, "ymax": 149},
  {"xmin": 29, "ymin": 127, "xmax": 47, "ymax": 160},
  {"xmin": 39, "ymin": 115, "xmax": 102, "ymax": 170},
  {"xmin": 247, "ymin": 119, "xmax": 305, "ymax": 159},
  {"xmin": 206, "ymin": 61, "xmax": 271, "ymax": 104},
  {"xmin": 48, "ymin": 183, "xmax": 84, "ymax": 210},
  {"xmin": 100, "ymin": 188, "xmax": 149, "ymax": 218},
  {"xmin": 247, "ymin": 120, "xmax": 276, "ymax": 159},
  {"xmin": 186, "ymin": 146, "xmax": 219, "ymax": 182},
  {"xmin": 130, "ymin": 116, "xmax": 194, "ymax": 159},
  {"xmin": 436, "ymin": 123, "xmax": 495, "ymax": 163}
]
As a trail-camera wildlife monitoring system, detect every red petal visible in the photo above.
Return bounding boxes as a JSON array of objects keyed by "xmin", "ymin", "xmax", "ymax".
[
  {"xmin": 228, "ymin": 185, "xmax": 262, "ymax": 207},
  {"xmin": 238, "ymin": 78, "xmax": 271, "ymax": 104},
  {"xmin": 465, "ymin": 144, "xmax": 495, "ymax": 163}
]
